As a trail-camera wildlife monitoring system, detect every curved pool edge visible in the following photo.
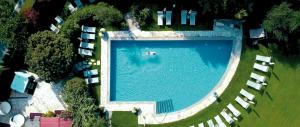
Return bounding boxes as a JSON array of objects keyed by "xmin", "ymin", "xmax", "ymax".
[{"xmin": 100, "ymin": 29, "xmax": 243, "ymax": 124}]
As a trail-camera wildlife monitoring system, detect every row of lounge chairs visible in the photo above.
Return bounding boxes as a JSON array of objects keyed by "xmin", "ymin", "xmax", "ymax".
[
  {"xmin": 190, "ymin": 55, "xmax": 274, "ymax": 127},
  {"xmin": 78, "ymin": 25, "xmax": 96, "ymax": 56},
  {"xmin": 158, "ymin": 10, "xmax": 197, "ymax": 26}
]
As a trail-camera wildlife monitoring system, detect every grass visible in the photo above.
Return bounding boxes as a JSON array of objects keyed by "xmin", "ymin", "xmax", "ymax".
[
  {"xmin": 111, "ymin": 111, "xmax": 139, "ymax": 127},
  {"xmin": 146, "ymin": 44, "xmax": 300, "ymax": 127},
  {"xmin": 89, "ymin": 32, "xmax": 101, "ymax": 105}
]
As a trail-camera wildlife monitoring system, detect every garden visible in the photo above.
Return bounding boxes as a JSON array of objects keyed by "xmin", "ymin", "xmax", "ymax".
[{"xmin": 0, "ymin": 0, "xmax": 300, "ymax": 127}]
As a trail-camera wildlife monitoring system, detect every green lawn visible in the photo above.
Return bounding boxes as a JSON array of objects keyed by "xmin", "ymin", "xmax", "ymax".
[
  {"xmin": 111, "ymin": 111, "xmax": 139, "ymax": 127},
  {"xmin": 146, "ymin": 44, "xmax": 300, "ymax": 127},
  {"xmin": 90, "ymin": 32, "xmax": 101, "ymax": 105}
]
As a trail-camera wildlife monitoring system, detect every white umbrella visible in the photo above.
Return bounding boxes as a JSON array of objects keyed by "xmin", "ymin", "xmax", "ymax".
[
  {"xmin": 0, "ymin": 101, "xmax": 11, "ymax": 115},
  {"xmin": 10, "ymin": 114, "xmax": 25, "ymax": 127}
]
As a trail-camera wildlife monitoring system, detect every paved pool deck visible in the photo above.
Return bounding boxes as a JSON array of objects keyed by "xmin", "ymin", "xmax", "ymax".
[{"xmin": 100, "ymin": 23, "xmax": 243, "ymax": 124}]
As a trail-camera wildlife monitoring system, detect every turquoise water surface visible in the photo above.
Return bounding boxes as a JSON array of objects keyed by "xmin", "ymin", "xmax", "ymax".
[{"xmin": 110, "ymin": 40, "xmax": 232, "ymax": 113}]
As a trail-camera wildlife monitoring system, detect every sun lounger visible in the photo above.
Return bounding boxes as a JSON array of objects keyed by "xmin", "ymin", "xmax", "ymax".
[
  {"xmin": 81, "ymin": 25, "xmax": 96, "ymax": 33},
  {"xmin": 221, "ymin": 110, "xmax": 234, "ymax": 124},
  {"xmin": 85, "ymin": 77, "xmax": 99, "ymax": 84},
  {"xmin": 78, "ymin": 48, "xmax": 92, "ymax": 56},
  {"xmin": 166, "ymin": 11, "xmax": 172, "ymax": 25},
  {"xmin": 207, "ymin": 119, "xmax": 215, "ymax": 127},
  {"xmin": 246, "ymin": 80, "xmax": 262, "ymax": 90},
  {"xmin": 189, "ymin": 126, "xmax": 195, "ymax": 127},
  {"xmin": 253, "ymin": 63, "xmax": 269, "ymax": 72},
  {"xmin": 250, "ymin": 28, "xmax": 265, "ymax": 39},
  {"xmin": 68, "ymin": 4, "xmax": 77, "ymax": 13},
  {"xmin": 81, "ymin": 33, "xmax": 96, "ymax": 40},
  {"xmin": 83, "ymin": 69, "xmax": 98, "ymax": 77},
  {"xmin": 240, "ymin": 89, "xmax": 255, "ymax": 101},
  {"xmin": 256, "ymin": 55, "xmax": 271, "ymax": 63},
  {"xmin": 214, "ymin": 115, "xmax": 227, "ymax": 127},
  {"xmin": 49, "ymin": 24, "xmax": 59, "ymax": 34},
  {"xmin": 250, "ymin": 72, "xmax": 266, "ymax": 83},
  {"xmin": 157, "ymin": 11, "xmax": 164, "ymax": 26},
  {"xmin": 14, "ymin": 0, "xmax": 24, "ymax": 13},
  {"xmin": 75, "ymin": 0, "xmax": 83, "ymax": 8},
  {"xmin": 198, "ymin": 123, "xmax": 204, "ymax": 127},
  {"xmin": 227, "ymin": 103, "xmax": 241, "ymax": 117},
  {"xmin": 55, "ymin": 16, "xmax": 64, "ymax": 25},
  {"xmin": 189, "ymin": 11, "xmax": 197, "ymax": 25},
  {"xmin": 235, "ymin": 96, "xmax": 250, "ymax": 109},
  {"xmin": 181, "ymin": 10, "xmax": 187, "ymax": 25},
  {"xmin": 80, "ymin": 42, "xmax": 94, "ymax": 49}
]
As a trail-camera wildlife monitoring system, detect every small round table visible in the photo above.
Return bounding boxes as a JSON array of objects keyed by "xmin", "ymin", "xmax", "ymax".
[{"xmin": 0, "ymin": 101, "xmax": 11, "ymax": 115}]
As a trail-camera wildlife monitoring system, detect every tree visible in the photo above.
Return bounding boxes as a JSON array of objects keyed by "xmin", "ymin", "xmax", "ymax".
[
  {"xmin": 263, "ymin": 2, "xmax": 300, "ymax": 42},
  {"xmin": 0, "ymin": 1, "xmax": 27, "ymax": 51},
  {"xmin": 62, "ymin": 78, "xmax": 105, "ymax": 127},
  {"xmin": 25, "ymin": 31, "xmax": 74, "ymax": 81}
]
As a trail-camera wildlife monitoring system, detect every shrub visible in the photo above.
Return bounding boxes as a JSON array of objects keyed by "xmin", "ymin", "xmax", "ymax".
[
  {"xmin": 60, "ymin": 2, "xmax": 123, "ymax": 38},
  {"xmin": 43, "ymin": 111, "xmax": 55, "ymax": 117}
]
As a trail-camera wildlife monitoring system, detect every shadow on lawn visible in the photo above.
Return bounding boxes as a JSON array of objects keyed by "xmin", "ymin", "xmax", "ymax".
[{"xmin": 0, "ymin": 68, "xmax": 14, "ymax": 101}]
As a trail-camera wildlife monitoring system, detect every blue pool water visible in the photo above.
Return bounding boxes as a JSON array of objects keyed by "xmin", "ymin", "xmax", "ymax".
[{"xmin": 110, "ymin": 40, "xmax": 232, "ymax": 113}]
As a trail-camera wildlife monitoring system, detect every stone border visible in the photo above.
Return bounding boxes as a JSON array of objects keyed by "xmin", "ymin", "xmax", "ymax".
[{"xmin": 101, "ymin": 28, "xmax": 242, "ymax": 124}]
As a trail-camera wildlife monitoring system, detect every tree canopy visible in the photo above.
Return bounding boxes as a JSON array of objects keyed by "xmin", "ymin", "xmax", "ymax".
[
  {"xmin": 25, "ymin": 31, "xmax": 74, "ymax": 81},
  {"xmin": 62, "ymin": 78, "xmax": 104, "ymax": 127},
  {"xmin": 263, "ymin": 2, "xmax": 300, "ymax": 42},
  {"xmin": 0, "ymin": 1, "xmax": 27, "ymax": 51}
]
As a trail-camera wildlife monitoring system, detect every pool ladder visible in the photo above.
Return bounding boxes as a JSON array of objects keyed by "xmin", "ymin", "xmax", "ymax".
[{"xmin": 156, "ymin": 99, "xmax": 174, "ymax": 114}]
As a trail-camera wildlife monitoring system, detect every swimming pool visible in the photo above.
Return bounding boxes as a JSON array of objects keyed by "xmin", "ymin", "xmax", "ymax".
[{"xmin": 110, "ymin": 40, "xmax": 232, "ymax": 113}]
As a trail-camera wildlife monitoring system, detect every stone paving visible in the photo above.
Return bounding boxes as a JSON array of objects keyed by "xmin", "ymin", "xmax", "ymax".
[{"xmin": 0, "ymin": 77, "xmax": 66, "ymax": 125}]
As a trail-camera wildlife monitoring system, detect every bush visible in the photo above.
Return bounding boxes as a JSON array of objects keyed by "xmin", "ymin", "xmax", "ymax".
[
  {"xmin": 62, "ymin": 77, "xmax": 104, "ymax": 127},
  {"xmin": 43, "ymin": 111, "xmax": 55, "ymax": 117},
  {"xmin": 60, "ymin": 2, "xmax": 123, "ymax": 38},
  {"xmin": 25, "ymin": 31, "xmax": 74, "ymax": 81},
  {"xmin": 130, "ymin": 5, "xmax": 152, "ymax": 28}
]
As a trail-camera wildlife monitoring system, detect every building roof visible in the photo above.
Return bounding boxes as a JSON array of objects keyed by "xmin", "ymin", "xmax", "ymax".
[
  {"xmin": 40, "ymin": 117, "xmax": 72, "ymax": 127},
  {"xmin": 10, "ymin": 72, "xmax": 31, "ymax": 93}
]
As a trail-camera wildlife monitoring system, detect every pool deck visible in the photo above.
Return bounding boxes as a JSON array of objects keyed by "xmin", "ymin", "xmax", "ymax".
[{"xmin": 101, "ymin": 23, "xmax": 243, "ymax": 124}]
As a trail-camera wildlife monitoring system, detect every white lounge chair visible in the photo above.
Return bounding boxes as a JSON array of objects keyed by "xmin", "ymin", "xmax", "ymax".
[
  {"xmin": 189, "ymin": 126, "xmax": 195, "ymax": 127},
  {"xmin": 250, "ymin": 72, "xmax": 266, "ymax": 83},
  {"xmin": 256, "ymin": 55, "xmax": 275, "ymax": 65},
  {"xmin": 207, "ymin": 119, "xmax": 215, "ymax": 127},
  {"xmin": 240, "ymin": 89, "xmax": 255, "ymax": 101},
  {"xmin": 253, "ymin": 63, "xmax": 269, "ymax": 72},
  {"xmin": 235, "ymin": 96, "xmax": 250, "ymax": 109},
  {"xmin": 83, "ymin": 69, "xmax": 98, "ymax": 77},
  {"xmin": 214, "ymin": 115, "xmax": 227, "ymax": 127},
  {"xmin": 250, "ymin": 28, "xmax": 265, "ymax": 39},
  {"xmin": 181, "ymin": 10, "xmax": 187, "ymax": 25},
  {"xmin": 227, "ymin": 103, "xmax": 241, "ymax": 118},
  {"xmin": 49, "ymin": 24, "xmax": 59, "ymax": 34},
  {"xmin": 157, "ymin": 11, "xmax": 164, "ymax": 26},
  {"xmin": 14, "ymin": 0, "xmax": 24, "ymax": 13},
  {"xmin": 189, "ymin": 11, "xmax": 197, "ymax": 25},
  {"xmin": 198, "ymin": 123, "xmax": 204, "ymax": 127},
  {"xmin": 81, "ymin": 33, "xmax": 96, "ymax": 40},
  {"xmin": 85, "ymin": 77, "xmax": 99, "ymax": 84},
  {"xmin": 80, "ymin": 42, "xmax": 94, "ymax": 49},
  {"xmin": 75, "ymin": 0, "xmax": 83, "ymax": 8},
  {"xmin": 82, "ymin": 25, "xmax": 96, "ymax": 33},
  {"xmin": 221, "ymin": 110, "xmax": 234, "ymax": 124},
  {"xmin": 78, "ymin": 48, "xmax": 92, "ymax": 56},
  {"xmin": 55, "ymin": 16, "xmax": 64, "ymax": 25},
  {"xmin": 246, "ymin": 80, "xmax": 263, "ymax": 90},
  {"xmin": 166, "ymin": 11, "xmax": 172, "ymax": 25},
  {"xmin": 68, "ymin": 4, "xmax": 77, "ymax": 13}
]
